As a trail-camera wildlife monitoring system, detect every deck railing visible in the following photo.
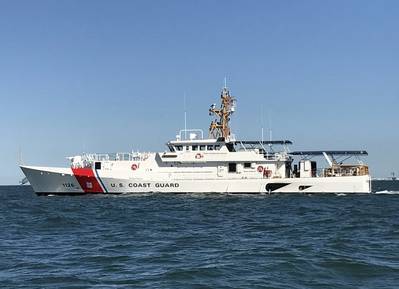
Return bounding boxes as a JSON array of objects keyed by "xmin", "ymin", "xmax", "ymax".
[{"xmin": 70, "ymin": 152, "xmax": 150, "ymax": 168}]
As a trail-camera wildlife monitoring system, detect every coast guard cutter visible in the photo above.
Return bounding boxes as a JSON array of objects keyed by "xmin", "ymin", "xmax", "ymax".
[{"xmin": 21, "ymin": 85, "xmax": 371, "ymax": 195}]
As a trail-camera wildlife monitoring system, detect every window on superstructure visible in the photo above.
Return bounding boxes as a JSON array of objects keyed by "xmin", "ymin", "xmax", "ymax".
[
  {"xmin": 186, "ymin": 146, "xmax": 190, "ymax": 151},
  {"xmin": 214, "ymin": 145, "xmax": 221, "ymax": 150},
  {"xmin": 226, "ymin": 143, "xmax": 236, "ymax": 152},
  {"xmin": 168, "ymin": 145, "xmax": 175, "ymax": 152},
  {"xmin": 207, "ymin": 145, "xmax": 214, "ymax": 151},
  {"xmin": 228, "ymin": 163, "xmax": 237, "ymax": 173},
  {"xmin": 244, "ymin": 162, "xmax": 251, "ymax": 168},
  {"xmin": 192, "ymin": 145, "xmax": 198, "ymax": 151},
  {"xmin": 176, "ymin": 145, "xmax": 183, "ymax": 151},
  {"xmin": 200, "ymin": 145, "xmax": 206, "ymax": 151}
]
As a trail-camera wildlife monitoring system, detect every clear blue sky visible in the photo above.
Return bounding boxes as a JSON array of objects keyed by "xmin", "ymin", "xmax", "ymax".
[{"xmin": 1, "ymin": 0, "xmax": 398, "ymax": 184}]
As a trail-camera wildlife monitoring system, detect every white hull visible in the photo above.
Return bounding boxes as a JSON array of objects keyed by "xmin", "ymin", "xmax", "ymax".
[{"xmin": 21, "ymin": 165, "xmax": 371, "ymax": 195}]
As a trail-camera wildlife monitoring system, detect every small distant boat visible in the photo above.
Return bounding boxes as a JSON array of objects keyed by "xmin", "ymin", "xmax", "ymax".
[{"xmin": 391, "ymin": 172, "xmax": 397, "ymax": 181}]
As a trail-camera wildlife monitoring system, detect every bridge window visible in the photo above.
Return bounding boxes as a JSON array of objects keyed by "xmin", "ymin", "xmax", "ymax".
[
  {"xmin": 175, "ymin": 145, "xmax": 183, "ymax": 151},
  {"xmin": 200, "ymin": 145, "xmax": 206, "ymax": 151},
  {"xmin": 226, "ymin": 143, "xmax": 236, "ymax": 152},
  {"xmin": 207, "ymin": 145, "xmax": 214, "ymax": 150},
  {"xmin": 214, "ymin": 145, "xmax": 221, "ymax": 150},
  {"xmin": 192, "ymin": 145, "xmax": 198, "ymax": 151},
  {"xmin": 186, "ymin": 146, "xmax": 190, "ymax": 151}
]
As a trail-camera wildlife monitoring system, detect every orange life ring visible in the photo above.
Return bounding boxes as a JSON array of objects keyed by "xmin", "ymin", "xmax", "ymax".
[
  {"xmin": 257, "ymin": 166, "xmax": 264, "ymax": 173},
  {"xmin": 131, "ymin": 164, "xmax": 138, "ymax": 170},
  {"xmin": 195, "ymin": 153, "xmax": 203, "ymax": 159}
]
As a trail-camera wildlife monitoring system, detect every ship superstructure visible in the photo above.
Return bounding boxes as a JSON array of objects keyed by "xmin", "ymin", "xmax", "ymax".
[{"xmin": 21, "ymin": 85, "xmax": 371, "ymax": 195}]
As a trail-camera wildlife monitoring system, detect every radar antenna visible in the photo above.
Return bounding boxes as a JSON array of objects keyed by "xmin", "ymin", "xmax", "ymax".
[{"xmin": 208, "ymin": 83, "xmax": 236, "ymax": 139}]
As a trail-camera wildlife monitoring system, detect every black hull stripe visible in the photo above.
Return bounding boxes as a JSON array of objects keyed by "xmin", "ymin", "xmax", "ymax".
[{"xmin": 94, "ymin": 169, "xmax": 108, "ymax": 193}]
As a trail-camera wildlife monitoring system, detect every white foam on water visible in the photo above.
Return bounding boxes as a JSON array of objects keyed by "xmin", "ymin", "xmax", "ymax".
[{"xmin": 374, "ymin": 190, "xmax": 399, "ymax": 195}]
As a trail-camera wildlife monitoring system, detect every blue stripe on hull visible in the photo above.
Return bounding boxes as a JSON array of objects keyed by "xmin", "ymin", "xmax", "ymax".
[{"xmin": 94, "ymin": 169, "xmax": 108, "ymax": 193}]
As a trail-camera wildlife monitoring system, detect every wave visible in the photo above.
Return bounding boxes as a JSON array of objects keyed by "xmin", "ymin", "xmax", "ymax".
[{"xmin": 374, "ymin": 190, "xmax": 399, "ymax": 195}]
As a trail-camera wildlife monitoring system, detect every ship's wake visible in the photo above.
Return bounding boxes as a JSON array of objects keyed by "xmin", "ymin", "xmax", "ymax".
[{"xmin": 374, "ymin": 190, "xmax": 399, "ymax": 195}]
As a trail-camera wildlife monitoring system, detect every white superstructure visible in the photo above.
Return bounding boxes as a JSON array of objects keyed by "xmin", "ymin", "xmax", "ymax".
[{"xmin": 21, "ymin": 85, "xmax": 371, "ymax": 195}]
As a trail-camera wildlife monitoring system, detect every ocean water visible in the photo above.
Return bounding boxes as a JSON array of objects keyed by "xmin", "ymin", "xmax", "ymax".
[{"xmin": 0, "ymin": 182, "xmax": 399, "ymax": 289}]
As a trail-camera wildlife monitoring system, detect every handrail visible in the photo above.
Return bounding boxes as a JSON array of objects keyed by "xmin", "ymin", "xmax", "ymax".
[{"xmin": 70, "ymin": 152, "xmax": 150, "ymax": 165}]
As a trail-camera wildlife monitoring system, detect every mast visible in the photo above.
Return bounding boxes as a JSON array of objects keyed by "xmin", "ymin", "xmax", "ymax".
[
  {"xmin": 208, "ymin": 83, "xmax": 236, "ymax": 139},
  {"xmin": 184, "ymin": 92, "xmax": 187, "ymax": 140}
]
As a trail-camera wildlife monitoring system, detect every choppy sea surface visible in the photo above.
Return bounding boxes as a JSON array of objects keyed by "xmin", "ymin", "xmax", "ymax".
[{"xmin": 1, "ymin": 181, "xmax": 399, "ymax": 289}]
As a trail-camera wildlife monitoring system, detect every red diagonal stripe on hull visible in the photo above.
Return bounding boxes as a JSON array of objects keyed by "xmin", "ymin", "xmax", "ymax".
[{"xmin": 71, "ymin": 168, "xmax": 104, "ymax": 193}]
